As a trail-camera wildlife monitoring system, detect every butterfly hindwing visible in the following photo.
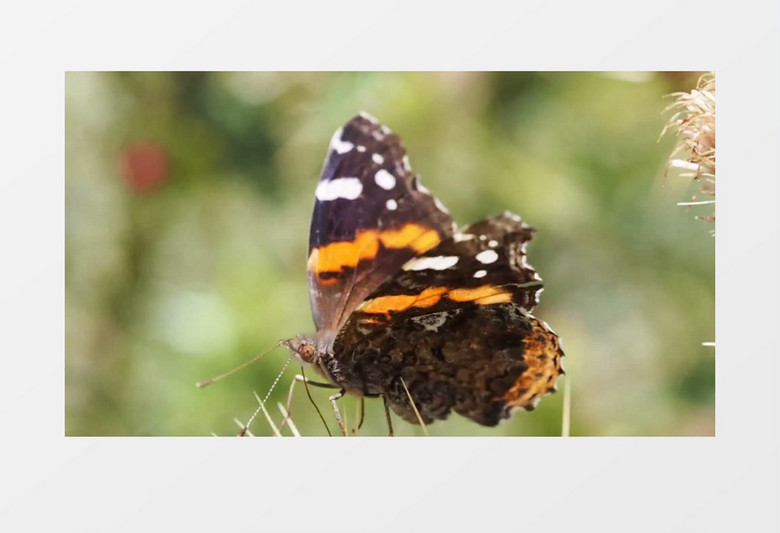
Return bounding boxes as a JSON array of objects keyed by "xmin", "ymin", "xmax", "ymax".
[
  {"xmin": 334, "ymin": 300, "xmax": 564, "ymax": 426},
  {"xmin": 327, "ymin": 212, "xmax": 564, "ymax": 425}
]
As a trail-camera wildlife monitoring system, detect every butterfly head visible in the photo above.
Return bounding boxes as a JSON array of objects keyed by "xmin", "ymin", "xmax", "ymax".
[
  {"xmin": 282, "ymin": 329, "xmax": 338, "ymax": 365},
  {"xmin": 281, "ymin": 336, "xmax": 318, "ymax": 365}
]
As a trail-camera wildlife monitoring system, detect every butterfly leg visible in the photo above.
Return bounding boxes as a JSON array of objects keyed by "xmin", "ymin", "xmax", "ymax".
[
  {"xmin": 352, "ymin": 397, "xmax": 365, "ymax": 435},
  {"xmin": 279, "ymin": 372, "xmax": 338, "ymax": 433},
  {"xmin": 328, "ymin": 389, "xmax": 348, "ymax": 436},
  {"xmin": 383, "ymin": 396, "xmax": 394, "ymax": 437}
]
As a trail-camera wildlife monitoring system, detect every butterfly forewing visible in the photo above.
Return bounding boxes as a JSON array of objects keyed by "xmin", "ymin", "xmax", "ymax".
[
  {"xmin": 307, "ymin": 113, "xmax": 453, "ymax": 332},
  {"xmin": 349, "ymin": 211, "xmax": 544, "ymax": 325}
]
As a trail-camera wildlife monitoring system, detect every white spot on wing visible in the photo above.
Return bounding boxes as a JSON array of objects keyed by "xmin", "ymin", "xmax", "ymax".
[
  {"xmin": 453, "ymin": 233, "xmax": 475, "ymax": 242},
  {"xmin": 411, "ymin": 311, "xmax": 450, "ymax": 332},
  {"xmin": 415, "ymin": 179, "xmax": 431, "ymax": 195},
  {"xmin": 374, "ymin": 169, "xmax": 396, "ymax": 190},
  {"xmin": 505, "ymin": 211, "xmax": 522, "ymax": 223},
  {"xmin": 402, "ymin": 155, "xmax": 412, "ymax": 171},
  {"xmin": 476, "ymin": 249, "xmax": 499, "ymax": 264},
  {"xmin": 330, "ymin": 128, "xmax": 354, "ymax": 154},
  {"xmin": 488, "ymin": 239, "xmax": 498, "ymax": 248},
  {"xmin": 358, "ymin": 111, "xmax": 378, "ymax": 123},
  {"xmin": 315, "ymin": 177, "xmax": 363, "ymax": 201},
  {"xmin": 402, "ymin": 255, "xmax": 459, "ymax": 271},
  {"xmin": 372, "ymin": 153, "xmax": 384, "ymax": 165},
  {"xmin": 386, "ymin": 199, "xmax": 398, "ymax": 211},
  {"xmin": 434, "ymin": 197, "xmax": 450, "ymax": 214},
  {"xmin": 356, "ymin": 145, "xmax": 366, "ymax": 152},
  {"xmin": 473, "ymin": 269, "xmax": 487, "ymax": 278}
]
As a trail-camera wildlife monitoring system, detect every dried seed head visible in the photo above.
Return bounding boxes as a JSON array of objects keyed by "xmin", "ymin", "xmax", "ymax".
[{"xmin": 661, "ymin": 72, "xmax": 716, "ymax": 226}]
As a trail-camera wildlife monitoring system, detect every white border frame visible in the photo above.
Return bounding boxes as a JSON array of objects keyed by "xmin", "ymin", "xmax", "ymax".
[{"xmin": 2, "ymin": 1, "xmax": 778, "ymax": 531}]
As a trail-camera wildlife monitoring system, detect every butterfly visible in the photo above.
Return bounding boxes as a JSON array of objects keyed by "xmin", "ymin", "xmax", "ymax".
[{"xmin": 283, "ymin": 112, "xmax": 564, "ymax": 433}]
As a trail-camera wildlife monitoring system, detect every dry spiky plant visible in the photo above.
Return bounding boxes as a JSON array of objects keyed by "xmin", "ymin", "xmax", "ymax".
[
  {"xmin": 661, "ymin": 72, "xmax": 716, "ymax": 227},
  {"xmin": 662, "ymin": 74, "xmax": 715, "ymax": 349}
]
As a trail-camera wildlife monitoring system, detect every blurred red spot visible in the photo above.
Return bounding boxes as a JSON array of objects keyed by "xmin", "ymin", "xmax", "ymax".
[{"xmin": 119, "ymin": 140, "xmax": 169, "ymax": 194}]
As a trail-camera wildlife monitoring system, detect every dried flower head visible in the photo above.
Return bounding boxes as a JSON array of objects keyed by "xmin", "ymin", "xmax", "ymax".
[{"xmin": 661, "ymin": 72, "xmax": 716, "ymax": 225}]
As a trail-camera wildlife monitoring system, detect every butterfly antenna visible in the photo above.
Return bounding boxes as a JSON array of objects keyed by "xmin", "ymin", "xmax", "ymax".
[
  {"xmin": 196, "ymin": 340, "xmax": 284, "ymax": 388},
  {"xmin": 236, "ymin": 391, "xmax": 281, "ymax": 437},
  {"xmin": 236, "ymin": 353, "xmax": 295, "ymax": 436},
  {"xmin": 233, "ymin": 418, "xmax": 255, "ymax": 437},
  {"xmin": 264, "ymin": 352, "xmax": 295, "ymax": 403},
  {"xmin": 237, "ymin": 391, "xmax": 281, "ymax": 437},
  {"xmin": 253, "ymin": 391, "xmax": 282, "ymax": 437}
]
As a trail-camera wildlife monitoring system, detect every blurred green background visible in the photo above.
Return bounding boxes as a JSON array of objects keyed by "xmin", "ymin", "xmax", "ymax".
[{"xmin": 65, "ymin": 72, "xmax": 714, "ymax": 436}]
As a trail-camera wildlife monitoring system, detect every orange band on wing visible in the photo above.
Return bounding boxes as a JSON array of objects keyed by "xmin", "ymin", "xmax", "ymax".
[
  {"xmin": 359, "ymin": 286, "xmax": 448, "ymax": 314},
  {"xmin": 378, "ymin": 223, "xmax": 441, "ymax": 254},
  {"xmin": 307, "ymin": 230, "xmax": 380, "ymax": 274},
  {"xmin": 308, "ymin": 223, "xmax": 442, "ymax": 277},
  {"xmin": 360, "ymin": 284, "xmax": 513, "ymax": 315},
  {"xmin": 448, "ymin": 285, "xmax": 513, "ymax": 305}
]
